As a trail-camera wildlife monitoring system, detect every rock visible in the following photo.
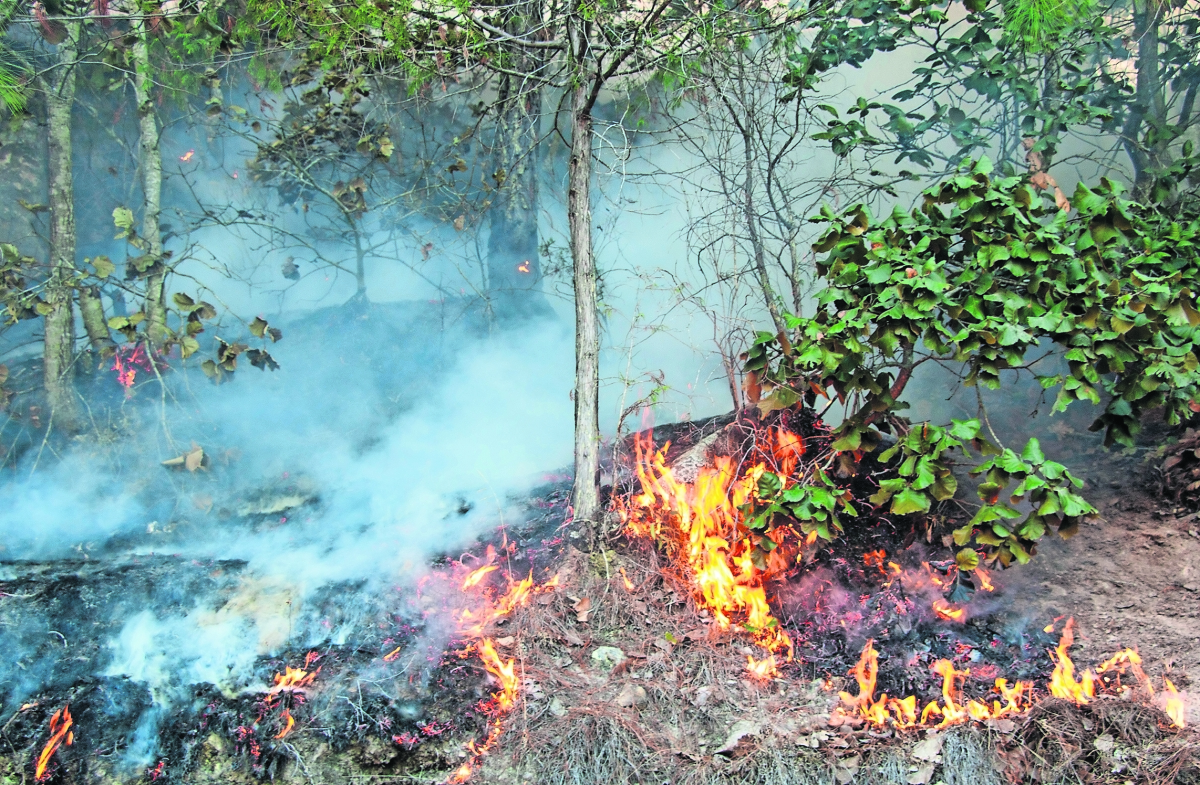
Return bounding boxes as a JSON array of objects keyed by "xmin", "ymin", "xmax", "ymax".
[
  {"xmin": 590, "ymin": 646, "xmax": 626, "ymax": 671},
  {"xmin": 715, "ymin": 720, "xmax": 760, "ymax": 755},
  {"xmin": 549, "ymin": 697, "xmax": 568, "ymax": 717},
  {"xmin": 614, "ymin": 684, "xmax": 648, "ymax": 708}
]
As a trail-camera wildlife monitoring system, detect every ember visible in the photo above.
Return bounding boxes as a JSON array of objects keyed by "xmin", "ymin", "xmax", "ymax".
[{"xmin": 33, "ymin": 705, "xmax": 73, "ymax": 782}]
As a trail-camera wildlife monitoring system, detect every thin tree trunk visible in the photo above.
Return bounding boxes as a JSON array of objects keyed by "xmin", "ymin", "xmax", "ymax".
[
  {"xmin": 569, "ymin": 79, "xmax": 601, "ymax": 530},
  {"xmin": 42, "ymin": 20, "xmax": 81, "ymax": 430},
  {"xmin": 78, "ymin": 286, "xmax": 114, "ymax": 354},
  {"xmin": 133, "ymin": 15, "xmax": 168, "ymax": 345},
  {"xmin": 741, "ymin": 122, "xmax": 786, "ymax": 337}
]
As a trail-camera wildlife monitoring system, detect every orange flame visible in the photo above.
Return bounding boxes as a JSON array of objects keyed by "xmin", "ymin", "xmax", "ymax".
[
  {"xmin": 838, "ymin": 640, "xmax": 1033, "ymax": 729},
  {"xmin": 746, "ymin": 654, "xmax": 778, "ymax": 681},
  {"xmin": 974, "ymin": 566, "xmax": 995, "ymax": 592},
  {"xmin": 932, "ymin": 599, "xmax": 966, "ymax": 622},
  {"xmin": 271, "ymin": 665, "xmax": 318, "ymax": 695},
  {"xmin": 619, "ymin": 433, "xmax": 792, "ymax": 658},
  {"xmin": 34, "ymin": 705, "xmax": 73, "ymax": 782},
  {"xmin": 1048, "ymin": 619, "xmax": 1097, "ymax": 702},
  {"xmin": 476, "ymin": 639, "xmax": 518, "ymax": 711},
  {"xmin": 516, "ymin": 261, "xmax": 531, "ymax": 274},
  {"xmin": 619, "ymin": 567, "xmax": 636, "ymax": 592},
  {"xmin": 1164, "ymin": 679, "xmax": 1187, "ymax": 728},
  {"xmin": 462, "ymin": 565, "xmax": 498, "ymax": 590},
  {"xmin": 274, "ymin": 709, "xmax": 295, "ymax": 739},
  {"xmin": 179, "ymin": 149, "xmax": 195, "ymax": 162}
]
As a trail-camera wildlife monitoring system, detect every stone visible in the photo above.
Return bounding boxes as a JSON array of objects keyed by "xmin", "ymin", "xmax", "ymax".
[
  {"xmin": 590, "ymin": 646, "xmax": 626, "ymax": 671},
  {"xmin": 614, "ymin": 684, "xmax": 648, "ymax": 708}
]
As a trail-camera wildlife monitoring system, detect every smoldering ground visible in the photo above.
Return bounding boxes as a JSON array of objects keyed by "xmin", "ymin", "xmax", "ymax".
[{"xmin": 0, "ymin": 308, "xmax": 576, "ymax": 769}]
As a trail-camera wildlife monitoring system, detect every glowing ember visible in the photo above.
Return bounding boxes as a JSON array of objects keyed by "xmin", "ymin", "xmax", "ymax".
[
  {"xmin": 34, "ymin": 705, "xmax": 73, "ymax": 782},
  {"xmin": 179, "ymin": 149, "xmax": 195, "ymax": 162},
  {"xmin": 383, "ymin": 646, "xmax": 403, "ymax": 662},
  {"xmin": 516, "ymin": 261, "xmax": 531, "ymax": 273},
  {"xmin": 619, "ymin": 567, "xmax": 636, "ymax": 592}
]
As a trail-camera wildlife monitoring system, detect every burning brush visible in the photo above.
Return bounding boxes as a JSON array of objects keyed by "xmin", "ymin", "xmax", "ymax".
[{"xmin": 614, "ymin": 418, "xmax": 1189, "ymax": 734}]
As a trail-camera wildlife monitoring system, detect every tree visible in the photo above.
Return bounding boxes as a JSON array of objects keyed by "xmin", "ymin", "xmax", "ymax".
[
  {"xmin": 38, "ymin": 15, "xmax": 83, "ymax": 428},
  {"xmin": 246, "ymin": 0, "xmax": 798, "ymax": 530},
  {"xmin": 744, "ymin": 156, "xmax": 1200, "ymax": 568}
]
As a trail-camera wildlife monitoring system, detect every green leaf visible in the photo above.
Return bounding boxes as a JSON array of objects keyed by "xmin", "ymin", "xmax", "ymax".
[
  {"xmin": 890, "ymin": 487, "xmax": 931, "ymax": 515},
  {"xmin": 113, "ymin": 206, "xmax": 136, "ymax": 237},
  {"xmin": 956, "ymin": 549, "xmax": 979, "ymax": 570},
  {"xmin": 949, "ymin": 418, "xmax": 981, "ymax": 440},
  {"xmin": 91, "ymin": 256, "xmax": 115, "ymax": 279},
  {"xmin": 1020, "ymin": 438, "xmax": 1045, "ymax": 465}
]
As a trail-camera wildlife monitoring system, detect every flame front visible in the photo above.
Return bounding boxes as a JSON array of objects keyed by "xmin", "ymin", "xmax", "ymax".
[
  {"xmin": 838, "ymin": 640, "xmax": 1033, "ymax": 729},
  {"xmin": 34, "ymin": 705, "xmax": 73, "ymax": 782},
  {"xmin": 619, "ymin": 433, "xmax": 793, "ymax": 667}
]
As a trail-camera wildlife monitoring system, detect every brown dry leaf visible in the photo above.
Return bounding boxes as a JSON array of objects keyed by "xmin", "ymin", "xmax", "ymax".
[
  {"xmin": 571, "ymin": 596, "xmax": 592, "ymax": 622},
  {"xmin": 743, "ymin": 370, "xmax": 762, "ymax": 405},
  {"xmin": 453, "ymin": 215, "xmax": 465, "ymax": 232},
  {"xmin": 906, "ymin": 763, "xmax": 936, "ymax": 784},
  {"xmin": 834, "ymin": 753, "xmax": 861, "ymax": 784},
  {"xmin": 1054, "ymin": 186, "xmax": 1071, "ymax": 212},
  {"xmin": 910, "ymin": 733, "xmax": 944, "ymax": 762},
  {"xmin": 495, "ymin": 636, "xmax": 515, "ymax": 647}
]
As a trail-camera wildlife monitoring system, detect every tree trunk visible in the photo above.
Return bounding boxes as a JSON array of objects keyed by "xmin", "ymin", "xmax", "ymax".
[
  {"xmin": 486, "ymin": 73, "xmax": 547, "ymax": 321},
  {"xmin": 569, "ymin": 80, "xmax": 601, "ymax": 530},
  {"xmin": 78, "ymin": 286, "xmax": 114, "ymax": 354},
  {"xmin": 133, "ymin": 15, "xmax": 168, "ymax": 345},
  {"xmin": 42, "ymin": 20, "xmax": 81, "ymax": 430}
]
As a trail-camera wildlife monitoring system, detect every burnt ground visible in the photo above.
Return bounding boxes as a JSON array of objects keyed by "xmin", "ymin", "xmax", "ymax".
[{"xmin": 0, "ymin": 411, "xmax": 1198, "ymax": 784}]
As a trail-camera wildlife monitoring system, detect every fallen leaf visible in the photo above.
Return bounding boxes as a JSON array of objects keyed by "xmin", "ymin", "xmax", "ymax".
[
  {"xmin": 906, "ymin": 763, "xmax": 936, "ymax": 784},
  {"xmin": 911, "ymin": 733, "xmax": 944, "ymax": 762}
]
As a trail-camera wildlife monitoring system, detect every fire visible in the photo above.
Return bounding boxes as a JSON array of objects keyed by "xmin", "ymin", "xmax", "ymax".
[
  {"xmin": 516, "ymin": 260, "xmax": 530, "ymax": 273},
  {"xmin": 619, "ymin": 567, "xmax": 636, "ymax": 592},
  {"xmin": 838, "ymin": 640, "xmax": 1033, "ymax": 729},
  {"xmin": 932, "ymin": 598, "xmax": 966, "ymax": 622},
  {"xmin": 1164, "ymin": 679, "xmax": 1186, "ymax": 728},
  {"xmin": 274, "ymin": 709, "xmax": 295, "ymax": 739},
  {"xmin": 179, "ymin": 149, "xmax": 195, "ymax": 162},
  {"xmin": 271, "ymin": 665, "xmax": 318, "ymax": 695},
  {"xmin": 476, "ymin": 638, "xmax": 518, "ymax": 711},
  {"xmin": 619, "ymin": 433, "xmax": 793, "ymax": 662},
  {"xmin": 462, "ymin": 564, "xmax": 498, "ymax": 590},
  {"xmin": 746, "ymin": 653, "xmax": 778, "ymax": 681},
  {"xmin": 34, "ymin": 705, "xmax": 73, "ymax": 782},
  {"xmin": 974, "ymin": 566, "xmax": 995, "ymax": 592}
]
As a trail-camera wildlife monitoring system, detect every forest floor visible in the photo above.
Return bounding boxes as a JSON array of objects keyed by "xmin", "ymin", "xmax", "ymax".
[{"xmin": 1018, "ymin": 448, "xmax": 1200, "ymax": 693}]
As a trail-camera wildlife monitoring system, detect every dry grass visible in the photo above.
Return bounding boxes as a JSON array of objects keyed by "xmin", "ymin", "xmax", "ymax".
[{"xmin": 468, "ymin": 538, "xmax": 1199, "ymax": 785}]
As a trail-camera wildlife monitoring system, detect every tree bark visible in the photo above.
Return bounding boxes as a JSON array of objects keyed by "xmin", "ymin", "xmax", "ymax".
[
  {"xmin": 42, "ymin": 20, "xmax": 81, "ymax": 430},
  {"xmin": 133, "ymin": 15, "xmax": 168, "ymax": 345},
  {"xmin": 569, "ymin": 79, "xmax": 601, "ymax": 529},
  {"xmin": 78, "ymin": 286, "xmax": 114, "ymax": 354}
]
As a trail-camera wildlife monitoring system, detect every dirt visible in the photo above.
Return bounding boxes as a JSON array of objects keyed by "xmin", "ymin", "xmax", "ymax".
[{"xmin": 1014, "ymin": 445, "xmax": 1200, "ymax": 721}]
